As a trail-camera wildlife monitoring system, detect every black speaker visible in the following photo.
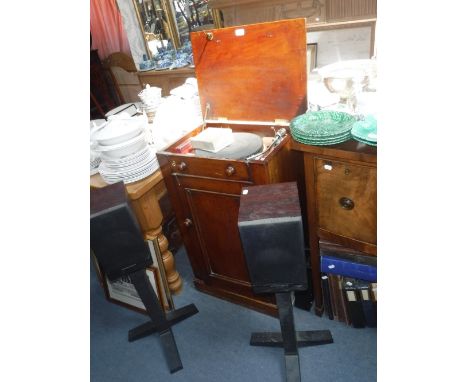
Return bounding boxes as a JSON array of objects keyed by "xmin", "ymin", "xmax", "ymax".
[
  {"xmin": 238, "ymin": 182, "xmax": 307, "ymax": 294},
  {"xmin": 90, "ymin": 182, "xmax": 152, "ymax": 281}
]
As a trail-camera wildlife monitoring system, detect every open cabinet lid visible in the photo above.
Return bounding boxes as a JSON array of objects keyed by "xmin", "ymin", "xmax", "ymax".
[{"xmin": 191, "ymin": 18, "xmax": 307, "ymax": 124}]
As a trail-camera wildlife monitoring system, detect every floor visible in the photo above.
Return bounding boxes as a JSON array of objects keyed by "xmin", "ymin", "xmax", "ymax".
[{"xmin": 90, "ymin": 246, "xmax": 376, "ymax": 382}]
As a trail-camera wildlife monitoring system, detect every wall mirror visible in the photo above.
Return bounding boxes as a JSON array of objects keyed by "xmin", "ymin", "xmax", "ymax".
[{"xmin": 132, "ymin": 0, "xmax": 219, "ymax": 64}]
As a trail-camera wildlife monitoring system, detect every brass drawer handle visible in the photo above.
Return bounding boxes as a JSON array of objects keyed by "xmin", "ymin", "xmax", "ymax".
[
  {"xmin": 178, "ymin": 162, "xmax": 187, "ymax": 171},
  {"xmin": 183, "ymin": 218, "xmax": 193, "ymax": 227},
  {"xmin": 339, "ymin": 197, "xmax": 354, "ymax": 210},
  {"xmin": 225, "ymin": 165, "xmax": 236, "ymax": 176}
]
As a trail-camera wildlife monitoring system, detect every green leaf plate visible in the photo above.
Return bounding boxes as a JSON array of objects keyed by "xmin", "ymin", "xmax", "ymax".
[{"xmin": 290, "ymin": 110, "xmax": 356, "ymax": 138}]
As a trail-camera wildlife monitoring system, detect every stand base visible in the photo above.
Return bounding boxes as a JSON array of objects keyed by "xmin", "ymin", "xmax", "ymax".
[
  {"xmin": 250, "ymin": 330, "xmax": 333, "ymax": 347},
  {"xmin": 128, "ymin": 269, "xmax": 198, "ymax": 374},
  {"xmin": 128, "ymin": 303, "xmax": 199, "ymax": 342},
  {"xmin": 250, "ymin": 292, "xmax": 333, "ymax": 382}
]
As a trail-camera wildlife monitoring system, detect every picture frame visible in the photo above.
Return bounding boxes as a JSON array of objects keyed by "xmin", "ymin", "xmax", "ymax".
[{"xmin": 101, "ymin": 239, "xmax": 172, "ymax": 314}]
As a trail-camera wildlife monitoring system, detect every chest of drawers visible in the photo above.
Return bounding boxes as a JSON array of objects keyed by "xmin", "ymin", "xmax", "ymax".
[{"xmin": 292, "ymin": 140, "xmax": 377, "ymax": 315}]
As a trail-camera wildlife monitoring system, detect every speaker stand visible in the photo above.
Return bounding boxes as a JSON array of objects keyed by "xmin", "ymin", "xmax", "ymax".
[
  {"xmin": 128, "ymin": 269, "xmax": 198, "ymax": 374},
  {"xmin": 250, "ymin": 292, "xmax": 333, "ymax": 382}
]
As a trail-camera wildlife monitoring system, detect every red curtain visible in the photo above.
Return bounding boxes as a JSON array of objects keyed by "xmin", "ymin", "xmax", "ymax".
[{"xmin": 90, "ymin": 0, "xmax": 131, "ymax": 60}]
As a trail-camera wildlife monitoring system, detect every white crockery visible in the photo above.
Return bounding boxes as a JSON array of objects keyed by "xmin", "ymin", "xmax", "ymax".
[
  {"xmin": 92, "ymin": 117, "xmax": 145, "ymax": 146},
  {"xmin": 94, "ymin": 132, "xmax": 147, "ymax": 159}
]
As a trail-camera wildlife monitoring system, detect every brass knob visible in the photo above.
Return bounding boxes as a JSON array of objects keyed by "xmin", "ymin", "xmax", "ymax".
[
  {"xmin": 178, "ymin": 162, "xmax": 187, "ymax": 171},
  {"xmin": 225, "ymin": 165, "xmax": 236, "ymax": 176},
  {"xmin": 339, "ymin": 197, "xmax": 354, "ymax": 210},
  {"xmin": 183, "ymin": 218, "xmax": 193, "ymax": 227},
  {"xmin": 344, "ymin": 168, "xmax": 350, "ymax": 175}
]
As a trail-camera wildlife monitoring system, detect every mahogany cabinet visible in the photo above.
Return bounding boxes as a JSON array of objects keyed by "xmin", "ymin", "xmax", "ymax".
[
  {"xmin": 157, "ymin": 126, "xmax": 304, "ymax": 316},
  {"xmin": 156, "ymin": 19, "xmax": 308, "ymax": 316},
  {"xmin": 292, "ymin": 139, "xmax": 377, "ymax": 315}
]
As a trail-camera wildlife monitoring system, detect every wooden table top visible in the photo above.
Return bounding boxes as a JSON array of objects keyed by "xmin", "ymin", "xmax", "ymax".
[{"xmin": 90, "ymin": 169, "xmax": 164, "ymax": 200}]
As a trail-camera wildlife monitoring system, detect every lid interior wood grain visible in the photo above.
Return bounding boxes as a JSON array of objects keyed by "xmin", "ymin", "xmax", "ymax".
[{"xmin": 191, "ymin": 18, "xmax": 307, "ymax": 123}]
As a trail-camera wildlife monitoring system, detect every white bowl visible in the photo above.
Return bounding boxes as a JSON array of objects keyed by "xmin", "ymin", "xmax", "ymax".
[
  {"xmin": 93, "ymin": 118, "xmax": 145, "ymax": 146},
  {"xmin": 95, "ymin": 132, "xmax": 147, "ymax": 159}
]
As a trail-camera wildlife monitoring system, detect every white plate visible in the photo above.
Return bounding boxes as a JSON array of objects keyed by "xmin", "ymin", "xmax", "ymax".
[
  {"xmin": 100, "ymin": 158, "xmax": 158, "ymax": 176},
  {"xmin": 100, "ymin": 162, "xmax": 159, "ymax": 184},
  {"xmin": 100, "ymin": 146, "xmax": 152, "ymax": 163},
  {"xmin": 94, "ymin": 131, "xmax": 146, "ymax": 151},
  {"xmin": 99, "ymin": 156, "xmax": 156, "ymax": 175},
  {"xmin": 93, "ymin": 117, "xmax": 145, "ymax": 146}
]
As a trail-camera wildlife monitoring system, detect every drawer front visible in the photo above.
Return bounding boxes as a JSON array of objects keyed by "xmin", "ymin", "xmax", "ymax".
[
  {"xmin": 315, "ymin": 158, "xmax": 376, "ymax": 245},
  {"xmin": 166, "ymin": 155, "xmax": 251, "ymax": 182}
]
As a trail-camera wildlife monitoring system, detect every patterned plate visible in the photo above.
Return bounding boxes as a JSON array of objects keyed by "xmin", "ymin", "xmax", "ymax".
[
  {"xmin": 351, "ymin": 115, "xmax": 377, "ymax": 143},
  {"xmin": 290, "ymin": 110, "xmax": 355, "ymax": 138},
  {"xmin": 352, "ymin": 136, "xmax": 377, "ymax": 146},
  {"xmin": 292, "ymin": 132, "xmax": 352, "ymax": 146}
]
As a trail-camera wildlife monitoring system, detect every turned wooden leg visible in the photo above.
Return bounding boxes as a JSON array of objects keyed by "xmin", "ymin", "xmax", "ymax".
[{"xmin": 149, "ymin": 227, "xmax": 183, "ymax": 295}]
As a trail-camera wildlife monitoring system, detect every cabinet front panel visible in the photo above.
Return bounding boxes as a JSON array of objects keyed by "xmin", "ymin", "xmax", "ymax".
[
  {"xmin": 185, "ymin": 189, "xmax": 251, "ymax": 283},
  {"xmin": 315, "ymin": 158, "xmax": 376, "ymax": 245}
]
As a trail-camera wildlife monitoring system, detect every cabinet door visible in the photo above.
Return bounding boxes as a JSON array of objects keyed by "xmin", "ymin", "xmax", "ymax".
[
  {"xmin": 174, "ymin": 175, "xmax": 276, "ymax": 310},
  {"xmin": 315, "ymin": 158, "xmax": 376, "ymax": 245}
]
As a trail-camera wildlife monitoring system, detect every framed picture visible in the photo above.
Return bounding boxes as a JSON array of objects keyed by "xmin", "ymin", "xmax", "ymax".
[
  {"xmin": 306, "ymin": 43, "xmax": 318, "ymax": 76},
  {"xmin": 101, "ymin": 240, "xmax": 172, "ymax": 314}
]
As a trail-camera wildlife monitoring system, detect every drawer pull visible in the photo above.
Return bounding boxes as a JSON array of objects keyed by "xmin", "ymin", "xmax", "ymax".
[
  {"xmin": 339, "ymin": 197, "xmax": 355, "ymax": 210},
  {"xmin": 183, "ymin": 218, "xmax": 193, "ymax": 227},
  {"xmin": 178, "ymin": 162, "xmax": 187, "ymax": 171},
  {"xmin": 225, "ymin": 165, "xmax": 236, "ymax": 176}
]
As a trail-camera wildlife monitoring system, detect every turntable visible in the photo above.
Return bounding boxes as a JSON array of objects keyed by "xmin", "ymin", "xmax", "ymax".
[{"xmin": 156, "ymin": 19, "xmax": 307, "ymax": 316}]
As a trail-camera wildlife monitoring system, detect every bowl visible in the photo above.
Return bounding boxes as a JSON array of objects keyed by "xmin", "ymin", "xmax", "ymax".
[{"xmin": 92, "ymin": 118, "xmax": 145, "ymax": 146}]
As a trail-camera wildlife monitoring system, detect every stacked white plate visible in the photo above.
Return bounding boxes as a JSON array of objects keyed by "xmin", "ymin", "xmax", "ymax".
[
  {"xmin": 90, "ymin": 120, "xmax": 105, "ymax": 175},
  {"xmin": 90, "ymin": 151, "xmax": 101, "ymax": 175},
  {"xmin": 92, "ymin": 116, "xmax": 159, "ymax": 184},
  {"xmin": 98, "ymin": 146, "xmax": 159, "ymax": 184}
]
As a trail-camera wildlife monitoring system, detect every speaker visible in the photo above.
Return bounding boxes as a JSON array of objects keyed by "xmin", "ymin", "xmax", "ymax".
[
  {"xmin": 238, "ymin": 182, "xmax": 307, "ymax": 294},
  {"xmin": 90, "ymin": 182, "xmax": 152, "ymax": 281}
]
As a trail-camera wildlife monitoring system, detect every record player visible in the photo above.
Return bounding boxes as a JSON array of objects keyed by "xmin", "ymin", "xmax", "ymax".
[{"xmin": 156, "ymin": 19, "xmax": 307, "ymax": 316}]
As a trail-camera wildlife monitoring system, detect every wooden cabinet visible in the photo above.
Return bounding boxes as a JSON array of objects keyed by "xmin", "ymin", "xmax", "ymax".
[
  {"xmin": 157, "ymin": 127, "xmax": 304, "ymax": 316},
  {"xmin": 292, "ymin": 140, "xmax": 377, "ymax": 315},
  {"xmin": 157, "ymin": 19, "xmax": 308, "ymax": 316}
]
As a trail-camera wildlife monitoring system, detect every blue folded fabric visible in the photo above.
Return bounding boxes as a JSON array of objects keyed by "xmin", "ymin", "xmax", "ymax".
[{"xmin": 321, "ymin": 255, "xmax": 377, "ymax": 282}]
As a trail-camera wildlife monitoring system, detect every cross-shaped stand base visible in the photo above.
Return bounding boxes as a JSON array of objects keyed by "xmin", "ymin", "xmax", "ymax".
[
  {"xmin": 250, "ymin": 292, "xmax": 333, "ymax": 382},
  {"xmin": 128, "ymin": 269, "xmax": 198, "ymax": 374}
]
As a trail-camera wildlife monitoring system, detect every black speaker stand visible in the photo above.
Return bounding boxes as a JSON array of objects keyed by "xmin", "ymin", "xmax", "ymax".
[
  {"xmin": 250, "ymin": 292, "xmax": 333, "ymax": 382},
  {"xmin": 127, "ymin": 269, "xmax": 198, "ymax": 374}
]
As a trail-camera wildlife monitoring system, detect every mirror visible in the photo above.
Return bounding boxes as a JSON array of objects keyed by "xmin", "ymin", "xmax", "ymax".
[{"xmin": 132, "ymin": 0, "xmax": 220, "ymax": 68}]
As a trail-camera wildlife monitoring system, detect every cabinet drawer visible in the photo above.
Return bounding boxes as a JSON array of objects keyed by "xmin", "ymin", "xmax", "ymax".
[
  {"xmin": 315, "ymin": 159, "xmax": 376, "ymax": 245},
  {"xmin": 166, "ymin": 155, "xmax": 251, "ymax": 182}
]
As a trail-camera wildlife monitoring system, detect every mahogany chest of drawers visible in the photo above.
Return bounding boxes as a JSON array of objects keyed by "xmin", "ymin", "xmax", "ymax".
[{"xmin": 292, "ymin": 139, "xmax": 377, "ymax": 315}]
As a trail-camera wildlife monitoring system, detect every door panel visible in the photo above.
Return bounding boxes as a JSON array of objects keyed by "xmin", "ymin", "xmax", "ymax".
[{"xmin": 185, "ymin": 188, "xmax": 251, "ymax": 283}]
